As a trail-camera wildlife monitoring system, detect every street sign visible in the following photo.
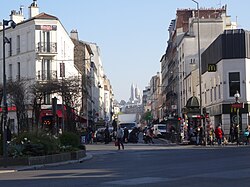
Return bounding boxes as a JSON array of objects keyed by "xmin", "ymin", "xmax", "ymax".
[
  {"xmin": 231, "ymin": 103, "xmax": 244, "ymax": 108},
  {"xmin": 208, "ymin": 64, "xmax": 217, "ymax": 72},
  {"xmin": 232, "ymin": 115, "xmax": 240, "ymax": 124}
]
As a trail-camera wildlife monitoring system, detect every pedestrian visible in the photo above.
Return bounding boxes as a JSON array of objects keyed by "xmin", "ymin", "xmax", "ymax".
[
  {"xmin": 214, "ymin": 124, "xmax": 223, "ymax": 146},
  {"xmin": 123, "ymin": 127, "xmax": 129, "ymax": 143},
  {"xmin": 104, "ymin": 126, "xmax": 110, "ymax": 144},
  {"xmin": 207, "ymin": 124, "xmax": 214, "ymax": 146},
  {"xmin": 116, "ymin": 125, "xmax": 124, "ymax": 150},
  {"xmin": 243, "ymin": 127, "xmax": 250, "ymax": 145},
  {"xmin": 234, "ymin": 124, "xmax": 240, "ymax": 145},
  {"xmin": 229, "ymin": 124, "xmax": 235, "ymax": 143},
  {"xmin": 146, "ymin": 128, "xmax": 154, "ymax": 143},
  {"xmin": 195, "ymin": 125, "xmax": 203, "ymax": 145}
]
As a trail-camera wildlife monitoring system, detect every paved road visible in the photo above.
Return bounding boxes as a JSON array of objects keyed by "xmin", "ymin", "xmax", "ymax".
[{"xmin": 0, "ymin": 140, "xmax": 250, "ymax": 187}]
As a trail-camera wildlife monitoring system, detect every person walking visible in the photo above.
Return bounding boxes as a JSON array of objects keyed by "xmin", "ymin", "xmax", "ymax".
[
  {"xmin": 104, "ymin": 126, "xmax": 110, "ymax": 144},
  {"xmin": 123, "ymin": 127, "xmax": 129, "ymax": 143},
  {"xmin": 207, "ymin": 124, "xmax": 215, "ymax": 146},
  {"xmin": 214, "ymin": 124, "xmax": 223, "ymax": 146},
  {"xmin": 195, "ymin": 125, "xmax": 203, "ymax": 145},
  {"xmin": 234, "ymin": 124, "xmax": 240, "ymax": 145},
  {"xmin": 116, "ymin": 125, "xmax": 124, "ymax": 150},
  {"xmin": 229, "ymin": 124, "xmax": 235, "ymax": 143},
  {"xmin": 243, "ymin": 126, "xmax": 250, "ymax": 145}
]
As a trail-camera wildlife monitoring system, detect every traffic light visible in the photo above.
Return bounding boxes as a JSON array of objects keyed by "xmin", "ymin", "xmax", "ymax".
[
  {"xmin": 205, "ymin": 113, "xmax": 209, "ymax": 118},
  {"xmin": 52, "ymin": 97, "xmax": 57, "ymax": 116},
  {"xmin": 202, "ymin": 107, "xmax": 207, "ymax": 115}
]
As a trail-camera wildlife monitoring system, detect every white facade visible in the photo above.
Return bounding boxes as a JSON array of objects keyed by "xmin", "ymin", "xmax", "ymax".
[{"xmin": 0, "ymin": 3, "xmax": 80, "ymax": 132}]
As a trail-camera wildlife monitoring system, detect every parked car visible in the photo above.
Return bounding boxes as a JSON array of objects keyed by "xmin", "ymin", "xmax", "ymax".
[
  {"xmin": 153, "ymin": 124, "xmax": 167, "ymax": 138},
  {"xmin": 93, "ymin": 127, "xmax": 113, "ymax": 142},
  {"xmin": 93, "ymin": 128, "xmax": 105, "ymax": 142}
]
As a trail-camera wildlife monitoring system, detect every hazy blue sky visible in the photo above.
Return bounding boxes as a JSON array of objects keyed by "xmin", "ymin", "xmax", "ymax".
[{"xmin": 1, "ymin": 0, "xmax": 249, "ymax": 102}]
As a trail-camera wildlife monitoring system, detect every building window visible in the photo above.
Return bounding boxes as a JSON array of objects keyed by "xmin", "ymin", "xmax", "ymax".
[
  {"xmin": 17, "ymin": 35, "xmax": 20, "ymax": 54},
  {"xmin": 205, "ymin": 91, "xmax": 207, "ymax": 104},
  {"xmin": 229, "ymin": 72, "xmax": 240, "ymax": 97},
  {"xmin": 218, "ymin": 84, "xmax": 221, "ymax": 99},
  {"xmin": 17, "ymin": 62, "xmax": 21, "ymax": 81},
  {"xmin": 9, "ymin": 64, "xmax": 13, "ymax": 80},
  {"xmin": 42, "ymin": 59, "xmax": 51, "ymax": 80},
  {"xmin": 44, "ymin": 94, "xmax": 51, "ymax": 105},
  {"xmin": 8, "ymin": 38, "xmax": 12, "ymax": 56},
  {"xmin": 214, "ymin": 86, "xmax": 217, "ymax": 101},
  {"xmin": 210, "ymin": 89, "xmax": 212, "ymax": 102}
]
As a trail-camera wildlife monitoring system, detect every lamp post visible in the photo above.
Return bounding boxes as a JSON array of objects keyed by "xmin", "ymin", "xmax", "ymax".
[
  {"xmin": 191, "ymin": 0, "xmax": 205, "ymax": 144},
  {"xmin": 234, "ymin": 90, "xmax": 240, "ymax": 145},
  {"xmin": 2, "ymin": 19, "xmax": 16, "ymax": 166}
]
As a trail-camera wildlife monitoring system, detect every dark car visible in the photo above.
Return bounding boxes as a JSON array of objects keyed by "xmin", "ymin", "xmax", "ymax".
[
  {"xmin": 93, "ymin": 128, "xmax": 105, "ymax": 142},
  {"xmin": 93, "ymin": 127, "xmax": 113, "ymax": 142}
]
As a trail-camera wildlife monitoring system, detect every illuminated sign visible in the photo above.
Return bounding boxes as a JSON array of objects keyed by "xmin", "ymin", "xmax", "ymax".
[
  {"xmin": 35, "ymin": 25, "xmax": 57, "ymax": 31},
  {"xmin": 60, "ymin": 63, "xmax": 65, "ymax": 77},
  {"xmin": 208, "ymin": 64, "xmax": 217, "ymax": 72}
]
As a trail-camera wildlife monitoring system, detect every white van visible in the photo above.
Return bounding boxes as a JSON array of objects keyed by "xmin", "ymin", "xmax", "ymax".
[{"xmin": 153, "ymin": 124, "xmax": 166, "ymax": 138}]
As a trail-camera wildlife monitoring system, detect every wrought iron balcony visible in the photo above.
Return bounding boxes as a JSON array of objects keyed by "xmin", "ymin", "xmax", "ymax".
[
  {"xmin": 36, "ymin": 42, "xmax": 57, "ymax": 54},
  {"xmin": 37, "ymin": 70, "xmax": 57, "ymax": 81}
]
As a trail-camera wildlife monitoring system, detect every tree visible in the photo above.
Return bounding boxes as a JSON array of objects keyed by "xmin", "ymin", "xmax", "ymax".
[
  {"xmin": 31, "ymin": 77, "xmax": 82, "ymax": 133},
  {"xmin": 140, "ymin": 110, "xmax": 152, "ymax": 125},
  {"xmin": 30, "ymin": 79, "xmax": 61, "ymax": 134},
  {"xmin": 59, "ymin": 77, "xmax": 82, "ymax": 132},
  {"xmin": 7, "ymin": 79, "xmax": 30, "ymax": 134}
]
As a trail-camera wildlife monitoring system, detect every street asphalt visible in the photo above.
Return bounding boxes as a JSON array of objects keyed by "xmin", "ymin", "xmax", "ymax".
[
  {"xmin": 0, "ymin": 137, "xmax": 244, "ymax": 174},
  {"xmin": 0, "ymin": 137, "xmax": 169, "ymax": 173}
]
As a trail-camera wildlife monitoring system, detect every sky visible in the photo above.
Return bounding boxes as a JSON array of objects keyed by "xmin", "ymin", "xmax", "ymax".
[{"xmin": 1, "ymin": 0, "xmax": 250, "ymax": 102}]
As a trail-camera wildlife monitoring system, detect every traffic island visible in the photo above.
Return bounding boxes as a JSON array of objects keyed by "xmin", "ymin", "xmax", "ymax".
[{"xmin": 0, "ymin": 150, "xmax": 86, "ymax": 167}]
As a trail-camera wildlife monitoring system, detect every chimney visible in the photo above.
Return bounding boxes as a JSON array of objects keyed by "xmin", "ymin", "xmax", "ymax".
[
  {"xmin": 70, "ymin": 29, "xmax": 79, "ymax": 40},
  {"xmin": 10, "ymin": 6, "xmax": 25, "ymax": 24},
  {"xmin": 29, "ymin": 0, "xmax": 39, "ymax": 18}
]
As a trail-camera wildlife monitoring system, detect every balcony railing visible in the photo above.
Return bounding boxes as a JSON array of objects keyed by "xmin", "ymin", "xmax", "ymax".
[
  {"xmin": 36, "ymin": 42, "xmax": 57, "ymax": 53},
  {"xmin": 37, "ymin": 70, "xmax": 57, "ymax": 81}
]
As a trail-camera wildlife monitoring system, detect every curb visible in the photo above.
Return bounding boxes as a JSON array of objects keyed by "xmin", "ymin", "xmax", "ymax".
[{"xmin": 0, "ymin": 153, "xmax": 93, "ymax": 173}]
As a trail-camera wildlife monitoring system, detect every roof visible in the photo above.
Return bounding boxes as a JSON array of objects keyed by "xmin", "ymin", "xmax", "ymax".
[
  {"xmin": 33, "ymin": 12, "xmax": 59, "ymax": 20},
  {"xmin": 186, "ymin": 96, "xmax": 200, "ymax": 108}
]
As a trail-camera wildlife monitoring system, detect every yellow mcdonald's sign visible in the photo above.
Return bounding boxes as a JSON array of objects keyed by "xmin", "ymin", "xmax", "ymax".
[{"xmin": 208, "ymin": 64, "xmax": 217, "ymax": 72}]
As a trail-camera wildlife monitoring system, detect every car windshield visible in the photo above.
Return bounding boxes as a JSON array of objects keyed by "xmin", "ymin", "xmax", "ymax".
[
  {"xmin": 119, "ymin": 123, "xmax": 136, "ymax": 130},
  {"xmin": 158, "ymin": 125, "xmax": 166, "ymax": 130}
]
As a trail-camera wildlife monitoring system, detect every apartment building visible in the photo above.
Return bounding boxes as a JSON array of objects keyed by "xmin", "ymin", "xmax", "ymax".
[
  {"xmin": 160, "ymin": 6, "xmax": 236, "ymax": 122},
  {"xmin": 0, "ymin": 0, "xmax": 113, "ymax": 133}
]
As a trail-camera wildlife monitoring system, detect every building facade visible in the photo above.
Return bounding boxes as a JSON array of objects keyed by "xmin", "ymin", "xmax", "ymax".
[
  {"xmin": 160, "ymin": 6, "xmax": 236, "ymax": 127},
  {"xmin": 0, "ymin": 0, "xmax": 113, "ymax": 133}
]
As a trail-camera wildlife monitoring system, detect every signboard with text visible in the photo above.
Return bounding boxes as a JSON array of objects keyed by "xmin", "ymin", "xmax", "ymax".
[{"xmin": 208, "ymin": 64, "xmax": 217, "ymax": 72}]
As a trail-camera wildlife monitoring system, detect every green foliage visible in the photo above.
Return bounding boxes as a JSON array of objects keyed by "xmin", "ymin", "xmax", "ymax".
[
  {"xmin": 6, "ymin": 132, "xmax": 83, "ymax": 158},
  {"xmin": 141, "ymin": 111, "xmax": 152, "ymax": 122},
  {"xmin": 8, "ymin": 132, "xmax": 60, "ymax": 157},
  {"xmin": 59, "ymin": 132, "xmax": 80, "ymax": 151}
]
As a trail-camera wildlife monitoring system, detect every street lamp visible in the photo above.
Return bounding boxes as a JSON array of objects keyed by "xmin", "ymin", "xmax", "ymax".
[
  {"xmin": 234, "ymin": 90, "xmax": 240, "ymax": 103},
  {"xmin": 234, "ymin": 91, "xmax": 240, "ymax": 134},
  {"xmin": 2, "ymin": 19, "xmax": 16, "ymax": 167},
  {"xmin": 191, "ymin": 0, "xmax": 204, "ymax": 144}
]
